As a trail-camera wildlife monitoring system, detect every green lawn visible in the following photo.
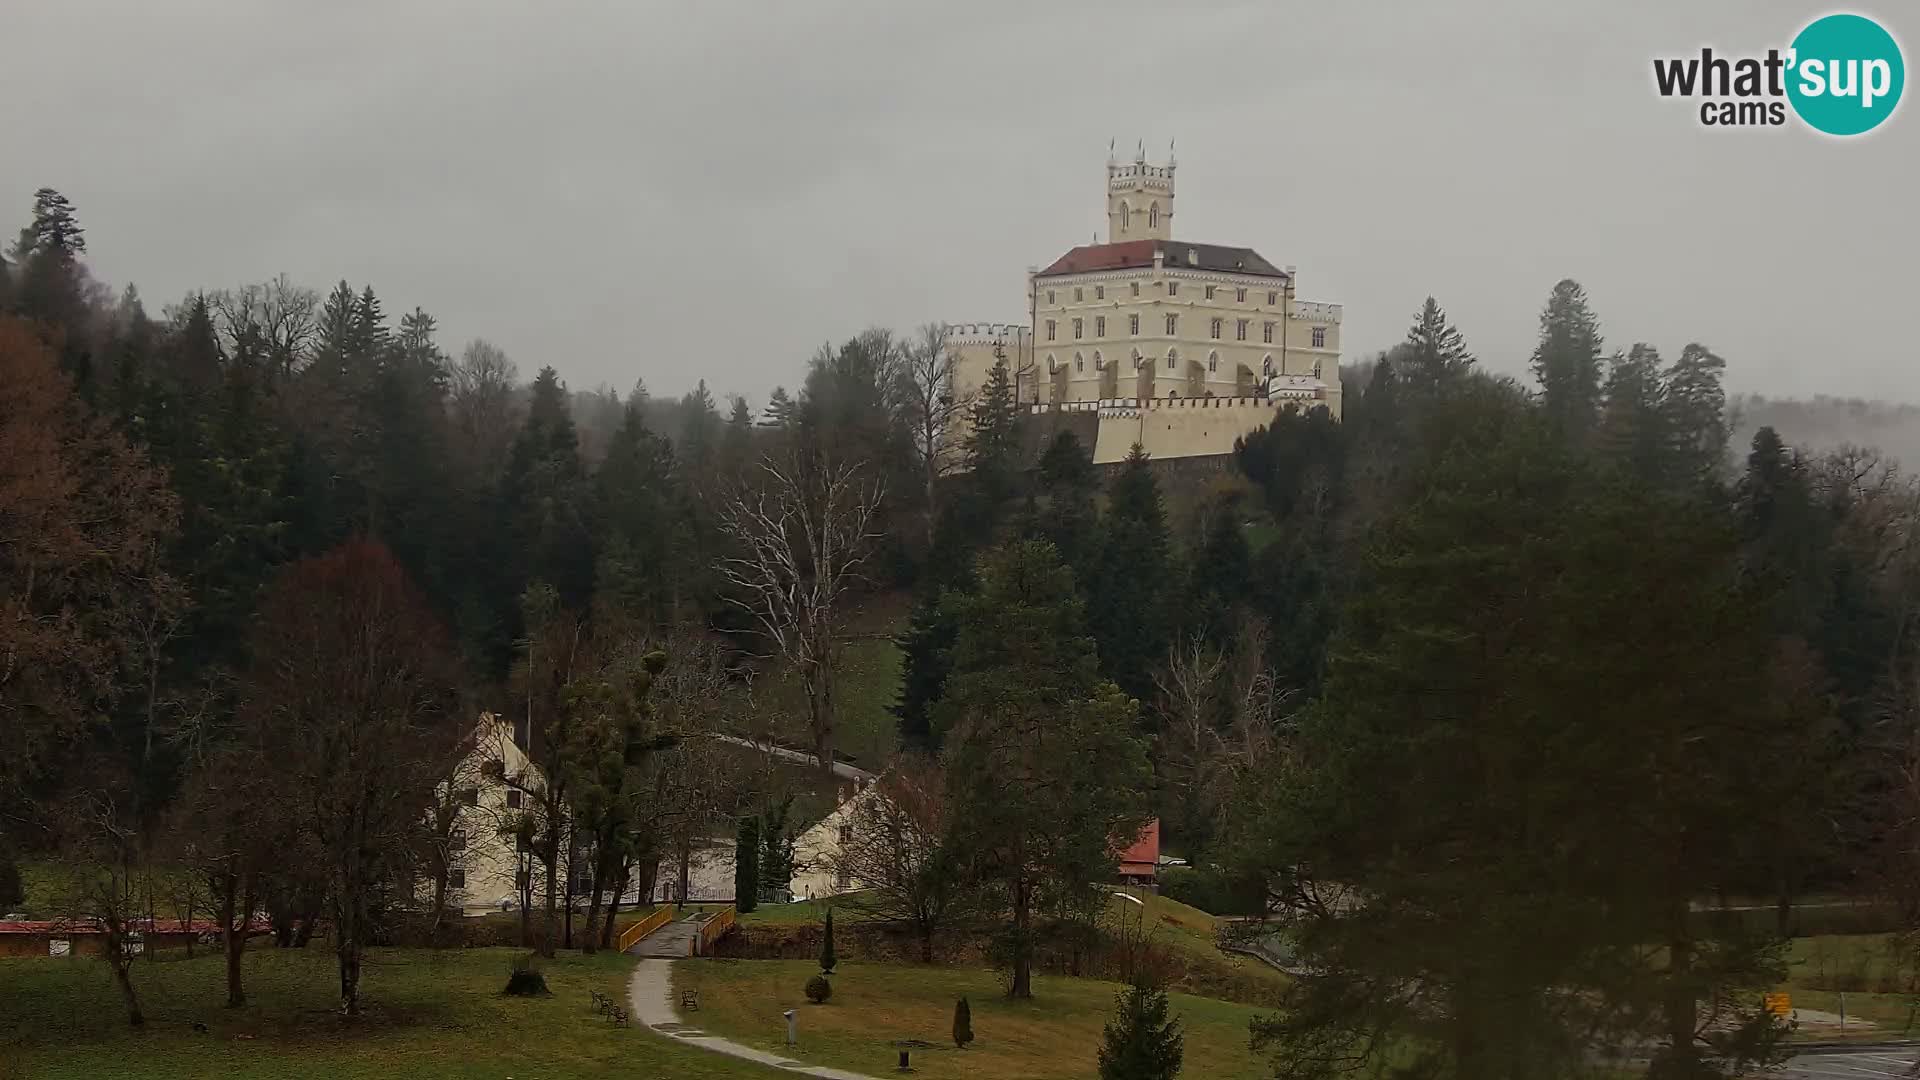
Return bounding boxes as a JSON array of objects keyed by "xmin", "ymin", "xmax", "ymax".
[
  {"xmin": 0, "ymin": 946, "xmax": 782, "ymax": 1079},
  {"xmin": 1782, "ymin": 933, "xmax": 1918, "ymax": 1037},
  {"xmin": 672, "ymin": 958, "xmax": 1273, "ymax": 1080}
]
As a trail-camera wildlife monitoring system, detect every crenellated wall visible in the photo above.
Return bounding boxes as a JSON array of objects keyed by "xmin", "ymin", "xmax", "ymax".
[{"xmin": 1027, "ymin": 394, "xmax": 1324, "ymax": 464}]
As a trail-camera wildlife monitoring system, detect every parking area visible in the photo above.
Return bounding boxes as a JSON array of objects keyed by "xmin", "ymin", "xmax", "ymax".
[{"xmin": 1781, "ymin": 1049, "xmax": 1919, "ymax": 1078}]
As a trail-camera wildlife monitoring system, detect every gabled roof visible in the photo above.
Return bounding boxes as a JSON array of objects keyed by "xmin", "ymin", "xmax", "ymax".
[{"xmin": 1037, "ymin": 240, "xmax": 1289, "ymax": 280}]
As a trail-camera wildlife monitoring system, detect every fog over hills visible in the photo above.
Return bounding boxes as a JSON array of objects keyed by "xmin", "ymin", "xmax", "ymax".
[{"xmin": 1732, "ymin": 394, "xmax": 1920, "ymax": 469}]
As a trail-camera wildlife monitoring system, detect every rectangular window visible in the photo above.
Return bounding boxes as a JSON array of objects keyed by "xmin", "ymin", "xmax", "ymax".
[
  {"xmin": 1263, "ymin": 321, "xmax": 1275, "ymax": 344},
  {"xmin": 1312, "ymin": 326, "xmax": 1327, "ymax": 348},
  {"xmin": 1204, "ymin": 285, "xmax": 1216, "ymax": 300},
  {"xmin": 460, "ymin": 787, "xmax": 479, "ymax": 808},
  {"xmin": 1131, "ymin": 282, "xmax": 1140, "ymax": 297},
  {"xmin": 1209, "ymin": 318, "xmax": 1221, "ymax": 340},
  {"xmin": 1046, "ymin": 319, "xmax": 1056, "ymax": 341},
  {"xmin": 1165, "ymin": 313, "xmax": 1177, "ymax": 335},
  {"xmin": 1095, "ymin": 316, "xmax": 1106, "ymax": 337},
  {"xmin": 1168, "ymin": 282, "xmax": 1179, "ymax": 297},
  {"xmin": 1129, "ymin": 314, "xmax": 1140, "ymax": 336},
  {"xmin": 1267, "ymin": 290, "xmax": 1278, "ymax": 305},
  {"xmin": 1073, "ymin": 318, "xmax": 1083, "ymax": 340},
  {"xmin": 515, "ymin": 832, "xmax": 531, "ymax": 853},
  {"xmin": 1166, "ymin": 354, "xmax": 1176, "ymax": 370},
  {"xmin": 1095, "ymin": 285, "xmax": 1105, "ymax": 300},
  {"xmin": 1074, "ymin": 286, "xmax": 1083, "ymax": 302},
  {"xmin": 506, "ymin": 789, "xmax": 523, "ymax": 810},
  {"xmin": 515, "ymin": 870, "xmax": 531, "ymax": 891},
  {"xmin": 1236, "ymin": 288, "xmax": 1247, "ymax": 302},
  {"xmin": 1237, "ymin": 319, "xmax": 1249, "ymax": 341},
  {"xmin": 449, "ymin": 868, "xmax": 466, "ymax": 889},
  {"xmin": 1047, "ymin": 290, "xmax": 1056, "ymax": 304}
]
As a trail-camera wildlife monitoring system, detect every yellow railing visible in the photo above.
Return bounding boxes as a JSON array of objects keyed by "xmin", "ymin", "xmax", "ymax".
[
  {"xmin": 696, "ymin": 907, "xmax": 736, "ymax": 956},
  {"xmin": 615, "ymin": 906, "xmax": 675, "ymax": 953}
]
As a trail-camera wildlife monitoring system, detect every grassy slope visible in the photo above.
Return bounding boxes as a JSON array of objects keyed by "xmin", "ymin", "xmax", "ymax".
[
  {"xmin": 673, "ymin": 958, "xmax": 1270, "ymax": 1080},
  {"xmin": 1782, "ymin": 933, "xmax": 1917, "ymax": 1036},
  {"xmin": 0, "ymin": 947, "xmax": 781, "ymax": 1080}
]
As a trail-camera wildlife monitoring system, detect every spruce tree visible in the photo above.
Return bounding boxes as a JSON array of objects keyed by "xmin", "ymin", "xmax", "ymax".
[
  {"xmin": 1085, "ymin": 445, "xmax": 1171, "ymax": 704},
  {"xmin": 1597, "ymin": 344, "xmax": 1668, "ymax": 483},
  {"xmin": 1400, "ymin": 296, "xmax": 1474, "ymax": 390},
  {"xmin": 1662, "ymin": 343, "xmax": 1729, "ymax": 484},
  {"xmin": 937, "ymin": 540, "xmax": 1152, "ymax": 998},
  {"xmin": 734, "ymin": 816, "xmax": 760, "ymax": 914},
  {"xmin": 1097, "ymin": 982, "xmax": 1184, "ymax": 1080},
  {"xmin": 1530, "ymin": 278, "xmax": 1605, "ymax": 445},
  {"xmin": 966, "ymin": 360, "xmax": 1020, "ymax": 501},
  {"xmin": 761, "ymin": 386, "xmax": 796, "ymax": 428},
  {"xmin": 501, "ymin": 366, "xmax": 596, "ymax": 611},
  {"xmin": 1030, "ymin": 431, "xmax": 1099, "ymax": 581}
]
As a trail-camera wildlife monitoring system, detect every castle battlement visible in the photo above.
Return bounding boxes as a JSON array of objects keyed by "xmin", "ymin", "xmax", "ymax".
[
  {"xmin": 944, "ymin": 321, "xmax": 1028, "ymax": 345},
  {"xmin": 1290, "ymin": 300, "xmax": 1343, "ymax": 323}
]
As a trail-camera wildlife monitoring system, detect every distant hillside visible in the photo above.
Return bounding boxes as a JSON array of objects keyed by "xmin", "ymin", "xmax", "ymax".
[{"xmin": 1731, "ymin": 394, "xmax": 1920, "ymax": 468}]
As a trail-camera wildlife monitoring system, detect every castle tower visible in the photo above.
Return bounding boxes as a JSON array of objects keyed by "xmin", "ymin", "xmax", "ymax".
[{"xmin": 1106, "ymin": 141, "xmax": 1175, "ymax": 242}]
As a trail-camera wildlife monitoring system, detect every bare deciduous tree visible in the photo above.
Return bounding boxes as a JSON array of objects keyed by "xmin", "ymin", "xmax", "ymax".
[
  {"xmin": 243, "ymin": 539, "xmax": 465, "ymax": 1016},
  {"xmin": 449, "ymin": 338, "xmax": 521, "ymax": 475},
  {"xmin": 717, "ymin": 453, "xmax": 883, "ymax": 772},
  {"xmin": 209, "ymin": 275, "xmax": 318, "ymax": 376},
  {"xmin": 830, "ymin": 755, "xmax": 979, "ymax": 962},
  {"xmin": 899, "ymin": 324, "xmax": 970, "ymax": 542}
]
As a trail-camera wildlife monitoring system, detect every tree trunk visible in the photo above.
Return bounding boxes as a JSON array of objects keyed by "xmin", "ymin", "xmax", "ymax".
[
  {"xmin": 541, "ymin": 825, "xmax": 559, "ymax": 959},
  {"xmin": 430, "ymin": 864, "xmax": 449, "ymax": 946},
  {"xmin": 107, "ymin": 935, "xmax": 145, "ymax": 1027},
  {"xmin": 219, "ymin": 869, "xmax": 248, "ymax": 1007},
  {"xmin": 1663, "ymin": 899, "xmax": 1697, "ymax": 1076},
  {"xmin": 919, "ymin": 924, "xmax": 935, "ymax": 964},
  {"xmin": 518, "ymin": 856, "xmax": 531, "ymax": 947},
  {"xmin": 1009, "ymin": 878, "xmax": 1032, "ymax": 1000},
  {"xmin": 600, "ymin": 860, "xmax": 629, "ymax": 950},
  {"xmin": 582, "ymin": 847, "xmax": 606, "ymax": 955},
  {"xmin": 676, "ymin": 834, "xmax": 692, "ymax": 910}
]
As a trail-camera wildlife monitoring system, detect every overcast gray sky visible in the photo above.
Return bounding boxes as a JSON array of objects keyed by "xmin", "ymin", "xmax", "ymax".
[{"xmin": 4, "ymin": 0, "xmax": 1914, "ymax": 405}]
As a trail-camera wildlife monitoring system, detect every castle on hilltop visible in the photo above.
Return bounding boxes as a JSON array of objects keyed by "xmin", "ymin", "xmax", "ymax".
[{"xmin": 945, "ymin": 147, "xmax": 1342, "ymax": 465}]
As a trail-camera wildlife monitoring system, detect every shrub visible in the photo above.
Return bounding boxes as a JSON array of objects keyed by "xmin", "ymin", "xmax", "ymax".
[
  {"xmin": 804, "ymin": 974, "xmax": 833, "ymax": 1004},
  {"xmin": 952, "ymin": 996, "xmax": 974, "ymax": 1048},
  {"xmin": 1157, "ymin": 866, "xmax": 1262, "ymax": 917},
  {"xmin": 503, "ymin": 953, "xmax": 549, "ymax": 996},
  {"xmin": 1098, "ymin": 981, "xmax": 1184, "ymax": 1080}
]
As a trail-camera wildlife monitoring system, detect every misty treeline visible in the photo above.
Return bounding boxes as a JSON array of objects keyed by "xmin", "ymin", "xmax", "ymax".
[{"xmin": 7, "ymin": 183, "xmax": 1920, "ymax": 1078}]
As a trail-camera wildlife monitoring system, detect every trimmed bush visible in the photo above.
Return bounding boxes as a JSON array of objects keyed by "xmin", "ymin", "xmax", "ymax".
[
  {"xmin": 804, "ymin": 974, "xmax": 832, "ymax": 1004},
  {"xmin": 820, "ymin": 908, "xmax": 836, "ymax": 975},
  {"xmin": 952, "ymin": 996, "xmax": 973, "ymax": 1048},
  {"xmin": 503, "ymin": 953, "xmax": 549, "ymax": 996}
]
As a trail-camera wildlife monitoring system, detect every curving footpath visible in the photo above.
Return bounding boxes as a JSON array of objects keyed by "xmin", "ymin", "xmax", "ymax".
[{"xmin": 627, "ymin": 958, "xmax": 882, "ymax": 1080}]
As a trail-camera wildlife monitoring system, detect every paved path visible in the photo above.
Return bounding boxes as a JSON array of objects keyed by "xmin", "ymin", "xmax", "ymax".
[
  {"xmin": 707, "ymin": 734, "xmax": 875, "ymax": 783},
  {"xmin": 1779, "ymin": 1046, "xmax": 1918, "ymax": 1078},
  {"xmin": 626, "ymin": 959, "xmax": 883, "ymax": 1079}
]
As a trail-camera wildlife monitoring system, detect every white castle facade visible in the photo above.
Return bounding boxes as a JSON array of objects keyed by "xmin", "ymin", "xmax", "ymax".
[{"xmin": 945, "ymin": 149, "xmax": 1341, "ymax": 465}]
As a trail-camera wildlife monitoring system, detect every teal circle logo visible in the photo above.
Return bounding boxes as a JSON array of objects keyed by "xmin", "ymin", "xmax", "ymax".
[{"xmin": 1787, "ymin": 13, "xmax": 1904, "ymax": 135}]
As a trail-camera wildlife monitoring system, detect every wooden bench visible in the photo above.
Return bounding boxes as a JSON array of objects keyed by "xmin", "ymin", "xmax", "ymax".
[
  {"xmin": 680, "ymin": 989, "xmax": 700, "ymax": 1012},
  {"xmin": 610, "ymin": 1006, "xmax": 629, "ymax": 1026}
]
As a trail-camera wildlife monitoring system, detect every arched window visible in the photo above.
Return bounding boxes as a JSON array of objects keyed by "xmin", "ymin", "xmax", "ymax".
[
  {"xmin": 1149, "ymin": 203, "xmax": 1160, "ymax": 230},
  {"xmin": 1046, "ymin": 353, "xmax": 1056, "ymax": 373},
  {"xmin": 1132, "ymin": 350, "xmax": 1143, "ymax": 371},
  {"xmin": 1262, "ymin": 355, "xmax": 1276, "ymax": 378},
  {"xmin": 1207, "ymin": 350, "xmax": 1219, "ymax": 373},
  {"xmin": 1118, "ymin": 201, "xmax": 1130, "ymax": 234},
  {"xmin": 1166, "ymin": 348, "xmax": 1178, "ymax": 371},
  {"xmin": 1090, "ymin": 351, "xmax": 1100, "ymax": 371},
  {"xmin": 1073, "ymin": 352, "xmax": 1083, "ymax": 373}
]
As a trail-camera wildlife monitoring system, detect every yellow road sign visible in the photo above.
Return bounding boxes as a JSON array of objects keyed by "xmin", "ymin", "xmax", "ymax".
[{"xmin": 1764, "ymin": 991, "xmax": 1791, "ymax": 1017}]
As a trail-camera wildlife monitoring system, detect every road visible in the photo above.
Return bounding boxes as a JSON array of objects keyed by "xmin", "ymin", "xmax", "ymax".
[{"xmin": 1780, "ymin": 1047, "xmax": 1919, "ymax": 1078}]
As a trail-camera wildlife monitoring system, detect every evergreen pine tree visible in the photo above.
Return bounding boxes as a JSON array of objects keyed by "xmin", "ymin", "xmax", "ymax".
[
  {"xmin": 967, "ymin": 360, "xmax": 1021, "ymax": 500},
  {"xmin": 1400, "ymin": 296, "xmax": 1474, "ymax": 390},
  {"xmin": 1662, "ymin": 343, "xmax": 1729, "ymax": 483},
  {"xmin": 1598, "ymin": 344, "xmax": 1668, "ymax": 483},
  {"xmin": 678, "ymin": 379, "xmax": 720, "ymax": 474},
  {"xmin": 1184, "ymin": 488, "xmax": 1252, "ymax": 647},
  {"xmin": 1530, "ymin": 278, "xmax": 1605, "ymax": 445},
  {"xmin": 952, "ymin": 997, "xmax": 974, "ymax": 1049},
  {"xmin": 819, "ymin": 908, "xmax": 836, "ymax": 975},
  {"xmin": 734, "ymin": 816, "xmax": 760, "ymax": 914},
  {"xmin": 1085, "ymin": 445, "xmax": 1171, "ymax": 704},
  {"xmin": 761, "ymin": 385, "xmax": 796, "ymax": 427},
  {"xmin": 1030, "ymin": 431, "xmax": 1099, "ymax": 580},
  {"xmin": 501, "ymin": 366, "xmax": 596, "ymax": 611},
  {"xmin": 1097, "ymin": 982, "xmax": 1185, "ymax": 1080}
]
